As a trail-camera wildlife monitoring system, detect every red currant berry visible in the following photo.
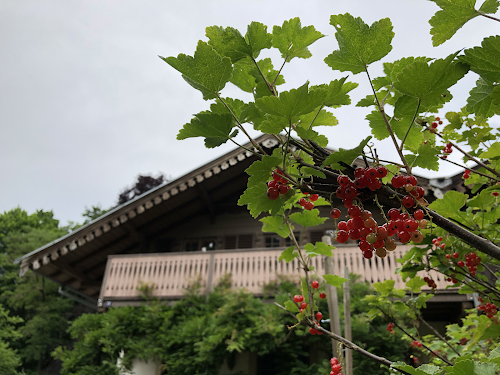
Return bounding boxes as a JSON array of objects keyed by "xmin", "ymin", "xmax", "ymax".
[
  {"xmin": 376, "ymin": 166, "xmax": 388, "ymax": 178},
  {"xmin": 310, "ymin": 194, "xmax": 319, "ymax": 201},
  {"xmin": 267, "ymin": 187, "xmax": 280, "ymax": 200},
  {"xmin": 453, "ymin": 252, "xmax": 459, "ymax": 259},
  {"xmin": 311, "ymin": 280, "xmax": 319, "ymax": 289},
  {"xmin": 300, "ymin": 302, "xmax": 307, "ymax": 309},
  {"xmin": 413, "ymin": 209, "xmax": 424, "ymax": 221},
  {"xmin": 304, "ymin": 201, "xmax": 314, "ymax": 210},
  {"xmin": 402, "ymin": 195, "xmax": 415, "ymax": 208},
  {"xmin": 319, "ymin": 292, "xmax": 326, "ymax": 299},
  {"xmin": 330, "ymin": 208, "xmax": 341, "ymax": 219},
  {"xmin": 315, "ymin": 311, "xmax": 323, "ymax": 320}
]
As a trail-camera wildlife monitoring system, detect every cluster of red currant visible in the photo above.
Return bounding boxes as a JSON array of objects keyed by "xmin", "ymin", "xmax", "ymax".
[
  {"xmin": 445, "ymin": 250, "xmax": 482, "ymax": 276},
  {"xmin": 333, "ymin": 206, "xmax": 426, "ymax": 259},
  {"xmin": 423, "ymin": 276, "xmax": 438, "ymax": 289},
  {"xmin": 335, "ymin": 166, "xmax": 387, "ymax": 208},
  {"xmin": 299, "ymin": 192, "xmax": 319, "ymax": 210},
  {"xmin": 477, "ymin": 297, "xmax": 499, "ymax": 323},
  {"xmin": 386, "ymin": 322, "xmax": 395, "ymax": 334},
  {"xmin": 429, "ymin": 116, "xmax": 443, "ymax": 134},
  {"xmin": 390, "ymin": 174, "xmax": 425, "ymax": 208},
  {"xmin": 462, "ymin": 169, "xmax": 471, "ymax": 179},
  {"xmin": 433, "ymin": 236, "xmax": 445, "ymax": 249},
  {"xmin": 329, "ymin": 357, "xmax": 342, "ymax": 375},
  {"xmin": 440, "ymin": 144, "xmax": 452, "ymax": 159},
  {"xmin": 459, "ymin": 337, "xmax": 468, "ymax": 345},
  {"xmin": 410, "ymin": 340, "xmax": 423, "ymax": 348},
  {"xmin": 446, "ymin": 273, "xmax": 459, "ymax": 285},
  {"xmin": 267, "ymin": 169, "xmax": 291, "ymax": 200}
]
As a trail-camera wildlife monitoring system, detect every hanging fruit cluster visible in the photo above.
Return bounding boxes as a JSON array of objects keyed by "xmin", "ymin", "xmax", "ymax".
[{"xmin": 266, "ymin": 169, "xmax": 291, "ymax": 200}]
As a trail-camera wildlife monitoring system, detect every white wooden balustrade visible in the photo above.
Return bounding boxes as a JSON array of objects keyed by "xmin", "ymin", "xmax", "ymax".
[{"xmin": 99, "ymin": 244, "xmax": 450, "ymax": 303}]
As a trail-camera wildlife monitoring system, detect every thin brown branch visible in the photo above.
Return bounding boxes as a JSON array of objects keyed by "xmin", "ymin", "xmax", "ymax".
[{"xmin": 307, "ymin": 322, "xmax": 412, "ymax": 375}]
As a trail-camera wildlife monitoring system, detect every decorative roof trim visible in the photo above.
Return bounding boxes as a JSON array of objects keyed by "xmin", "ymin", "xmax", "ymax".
[{"xmin": 15, "ymin": 134, "xmax": 277, "ymax": 272}]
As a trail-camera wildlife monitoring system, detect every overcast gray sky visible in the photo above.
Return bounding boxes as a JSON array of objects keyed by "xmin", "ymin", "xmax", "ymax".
[{"xmin": 0, "ymin": 0, "xmax": 497, "ymax": 225}]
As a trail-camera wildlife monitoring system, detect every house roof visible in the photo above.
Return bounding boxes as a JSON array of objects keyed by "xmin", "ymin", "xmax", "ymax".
[
  {"xmin": 16, "ymin": 133, "xmax": 465, "ymax": 299},
  {"xmin": 16, "ymin": 134, "xmax": 282, "ymax": 298}
]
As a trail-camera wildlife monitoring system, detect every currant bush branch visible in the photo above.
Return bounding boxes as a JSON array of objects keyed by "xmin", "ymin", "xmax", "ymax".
[
  {"xmin": 425, "ymin": 124, "xmax": 500, "ymax": 180},
  {"xmin": 365, "ymin": 68, "xmax": 411, "ymax": 173},
  {"xmin": 377, "ymin": 308, "xmax": 453, "ymax": 365}
]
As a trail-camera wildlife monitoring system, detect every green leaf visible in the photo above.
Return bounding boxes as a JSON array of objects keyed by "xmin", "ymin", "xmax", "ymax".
[
  {"xmin": 474, "ymin": 362, "xmax": 497, "ymax": 375},
  {"xmin": 323, "ymin": 136, "xmax": 372, "ymax": 170},
  {"xmin": 444, "ymin": 358, "xmax": 474, "ymax": 374},
  {"xmin": 394, "ymin": 52, "xmax": 469, "ymax": 101},
  {"xmin": 245, "ymin": 22, "xmax": 273, "ymax": 58},
  {"xmin": 366, "ymin": 110, "xmax": 390, "ymax": 140},
  {"xmin": 392, "ymin": 95, "xmax": 423, "ymax": 151},
  {"xmin": 311, "ymin": 78, "xmax": 359, "ymax": 107},
  {"xmin": 404, "ymin": 144, "xmax": 441, "ymax": 171},
  {"xmin": 467, "ymin": 188, "xmax": 496, "ymax": 209},
  {"xmin": 245, "ymin": 155, "xmax": 281, "ymax": 188},
  {"xmin": 304, "ymin": 242, "xmax": 334, "ymax": 258},
  {"xmin": 428, "ymin": 191, "xmax": 469, "ymax": 219},
  {"xmin": 461, "ymin": 36, "xmax": 500, "ymax": 83},
  {"xmin": 206, "ymin": 26, "xmax": 252, "ymax": 62},
  {"xmin": 279, "ymin": 246, "xmax": 298, "ymax": 263},
  {"xmin": 289, "ymin": 209, "xmax": 328, "ymax": 228},
  {"xmin": 300, "ymin": 167, "xmax": 326, "ymax": 179},
  {"xmin": 238, "ymin": 184, "xmax": 288, "ymax": 218},
  {"xmin": 230, "ymin": 59, "xmax": 257, "ymax": 93},
  {"xmin": 405, "ymin": 277, "xmax": 427, "ymax": 293},
  {"xmin": 295, "ymin": 127, "xmax": 328, "ymax": 147},
  {"xmin": 479, "ymin": 141, "xmax": 500, "ymax": 159},
  {"xmin": 162, "ymin": 41, "xmax": 233, "ymax": 100},
  {"xmin": 260, "ymin": 216, "xmax": 291, "ymax": 238},
  {"xmin": 384, "ymin": 57, "xmax": 433, "ymax": 82},
  {"xmin": 258, "ymin": 115, "xmax": 289, "ymax": 134},
  {"xmin": 297, "ymin": 109, "xmax": 338, "ymax": 128},
  {"xmin": 177, "ymin": 112, "xmax": 235, "ymax": 148},
  {"xmin": 373, "ymin": 280, "xmax": 396, "ymax": 297},
  {"xmin": 284, "ymin": 300, "xmax": 299, "ymax": 312},
  {"xmin": 325, "ymin": 14, "xmax": 394, "ymax": 74},
  {"xmin": 429, "ymin": 0, "xmax": 498, "ymax": 46},
  {"xmin": 272, "ymin": 18, "xmax": 324, "ymax": 62},
  {"xmin": 466, "ymin": 78, "xmax": 499, "ymax": 118},
  {"xmin": 323, "ymin": 274, "xmax": 347, "ymax": 287},
  {"xmin": 255, "ymin": 82, "xmax": 326, "ymax": 122},
  {"xmin": 393, "ymin": 364, "xmax": 441, "ymax": 375},
  {"xmin": 206, "ymin": 22, "xmax": 272, "ymax": 63}
]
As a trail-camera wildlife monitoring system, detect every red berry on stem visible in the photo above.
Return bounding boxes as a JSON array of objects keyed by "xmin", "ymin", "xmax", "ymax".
[
  {"xmin": 319, "ymin": 292, "xmax": 326, "ymax": 299},
  {"xmin": 330, "ymin": 208, "xmax": 341, "ymax": 219},
  {"xmin": 315, "ymin": 311, "xmax": 323, "ymax": 320},
  {"xmin": 311, "ymin": 280, "xmax": 319, "ymax": 289}
]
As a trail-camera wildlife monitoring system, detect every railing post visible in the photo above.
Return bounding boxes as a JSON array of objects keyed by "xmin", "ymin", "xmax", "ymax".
[
  {"xmin": 343, "ymin": 267, "xmax": 353, "ymax": 375},
  {"xmin": 206, "ymin": 252, "xmax": 215, "ymax": 300},
  {"xmin": 322, "ymin": 235, "xmax": 342, "ymax": 359}
]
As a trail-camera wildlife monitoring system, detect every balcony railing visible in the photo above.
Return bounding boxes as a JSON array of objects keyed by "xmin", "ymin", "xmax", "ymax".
[{"xmin": 99, "ymin": 245, "xmax": 451, "ymax": 304}]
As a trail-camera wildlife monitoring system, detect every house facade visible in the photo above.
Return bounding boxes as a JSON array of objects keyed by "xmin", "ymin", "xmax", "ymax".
[{"xmin": 16, "ymin": 135, "xmax": 472, "ymax": 322}]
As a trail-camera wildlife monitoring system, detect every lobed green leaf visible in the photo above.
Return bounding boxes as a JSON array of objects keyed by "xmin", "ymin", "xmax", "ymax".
[
  {"xmin": 162, "ymin": 41, "xmax": 233, "ymax": 100},
  {"xmin": 272, "ymin": 18, "xmax": 324, "ymax": 62},
  {"xmin": 325, "ymin": 13, "xmax": 394, "ymax": 74}
]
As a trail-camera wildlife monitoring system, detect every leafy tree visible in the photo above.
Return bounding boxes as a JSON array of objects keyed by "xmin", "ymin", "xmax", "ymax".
[
  {"xmin": 55, "ymin": 279, "xmax": 407, "ymax": 375},
  {"xmin": 0, "ymin": 209, "xmax": 74, "ymax": 375},
  {"xmin": 164, "ymin": 2, "xmax": 500, "ymax": 374},
  {"xmin": 117, "ymin": 174, "xmax": 166, "ymax": 205}
]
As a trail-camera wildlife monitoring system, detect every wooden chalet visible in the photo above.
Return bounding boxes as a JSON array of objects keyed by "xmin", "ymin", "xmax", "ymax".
[{"xmin": 15, "ymin": 134, "xmax": 473, "ymax": 322}]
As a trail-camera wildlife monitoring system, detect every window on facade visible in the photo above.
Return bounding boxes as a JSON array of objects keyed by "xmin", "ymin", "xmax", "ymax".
[
  {"xmin": 265, "ymin": 234, "xmax": 281, "ymax": 248},
  {"xmin": 224, "ymin": 236, "xmax": 237, "ymax": 249},
  {"xmin": 237, "ymin": 234, "xmax": 253, "ymax": 249}
]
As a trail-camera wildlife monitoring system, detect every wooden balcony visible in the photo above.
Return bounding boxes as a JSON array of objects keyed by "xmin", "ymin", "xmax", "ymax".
[{"xmin": 99, "ymin": 244, "xmax": 452, "ymax": 306}]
